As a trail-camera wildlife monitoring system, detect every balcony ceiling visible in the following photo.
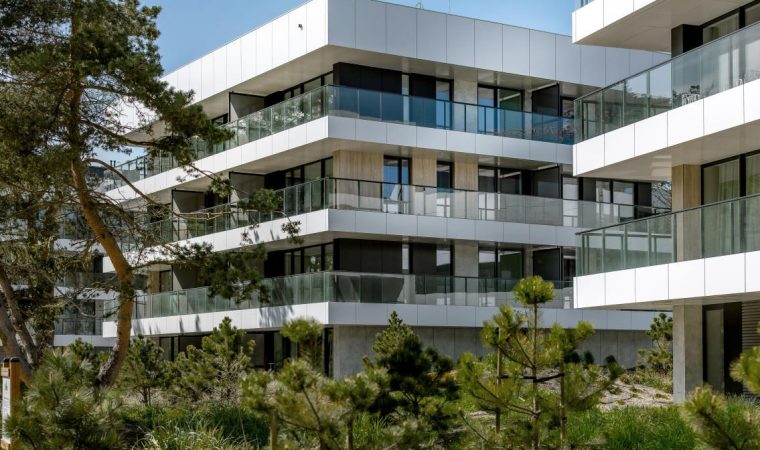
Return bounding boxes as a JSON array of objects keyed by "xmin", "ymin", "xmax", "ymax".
[{"xmin": 575, "ymin": 0, "xmax": 747, "ymax": 52}]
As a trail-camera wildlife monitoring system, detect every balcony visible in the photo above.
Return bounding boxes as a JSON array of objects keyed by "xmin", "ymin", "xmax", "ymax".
[
  {"xmin": 105, "ymin": 85, "xmax": 574, "ymax": 190},
  {"xmin": 575, "ymin": 21, "xmax": 760, "ymax": 143},
  {"xmin": 578, "ymin": 193, "xmax": 760, "ymax": 276},
  {"xmin": 124, "ymin": 178, "xmax": 665, "ymax": 250},
  {"xmin": 120, "ymin": 271, "xmax": 573, "ymax": 320}
]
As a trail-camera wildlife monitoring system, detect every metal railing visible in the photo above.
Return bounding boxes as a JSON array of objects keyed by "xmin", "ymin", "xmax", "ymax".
[
  {"xmin": 127, "ymin": 177, "xmax": 667, "ymax": 249},
  {"xmin": 104, "ymin": 84, "xmax": 574, "ymax": 190},
  {"xmin": 577, "ymin": 193, "xmax": 760, "ymax": 275},
  {"xmin": 118, "ymin": 272, "xmax": 574, "ymax": 320},
  {"xmin": 575, "ymin": 20, "xmax": 760, "ymax": 142}
]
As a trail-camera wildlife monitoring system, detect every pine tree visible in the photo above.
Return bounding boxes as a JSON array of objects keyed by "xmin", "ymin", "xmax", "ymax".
[
  {"xmin": 170, "ymin": 317, "xmax": 254, "ymax": 404},
  {"xmin": 458, "ymin": 276, "xmax": 621, "ymax": 450},
  {"xmin": 637, "ymin": 312, "xmax": 673, "ymax": 373},
  {"xmin": 281, "ymin": 318, "xmax": 323, "ymax": 369},
  {"xmin": 0, "ymin": 0, "xmax": 299, "ymax": 386},
  {"xmin": 365, "ymin": 313, "xmax": 460, "ymax": 446},
  {"xmin": 6, "ymin": 347, "xmax": 123, "ymax": 449},
  {"xmin": 683, "ymin": 323, "xmax": 760, "ymax": 450},
  {"xmin": 118, "ymin": 334, "xmax": 169, "ymax": 406}
]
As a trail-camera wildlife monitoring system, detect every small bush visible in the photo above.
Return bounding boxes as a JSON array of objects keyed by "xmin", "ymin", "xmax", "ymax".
[{"xmin": 138, "ymin": 424, "xmax": 253, "ymax": 450}]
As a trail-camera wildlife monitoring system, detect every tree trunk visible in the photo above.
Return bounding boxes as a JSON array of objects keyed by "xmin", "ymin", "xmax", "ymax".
[
  {"xmin": 559, "ymin": 361, "xmax": 566, "ymax": 449},
  {"xmin": 70, "ymin": 161, "xmax": 135, "ymax": 387},
  {"xmin": 270, "ymin": 412, "xmax": 279, "ymax": 450},
  {"xmin": 496, "ymin": 326, "xmax": 503, "ymax": 433},
  {"xmin": 531, "ymin": 303, "xmax": 540, "ymax": 450}
]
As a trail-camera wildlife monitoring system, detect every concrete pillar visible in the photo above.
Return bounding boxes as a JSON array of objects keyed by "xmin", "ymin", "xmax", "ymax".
[
  {"xmin": 454, "ymin": 242, "xmax": 479, "ymax": 277},
  {"xmin": 673, "ymin": 304, "xmax": 703, "ymax": 402}
]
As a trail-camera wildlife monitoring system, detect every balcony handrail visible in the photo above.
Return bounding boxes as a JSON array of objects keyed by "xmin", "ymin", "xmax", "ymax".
[
  {"xmin": 575, "ymin": 20, "xmax": 760, "ymax": 106},
  {"xmin": 578, "ymin": 190, "xmax": 760, "ymax": 236},
  {"xmin": 108, "ymin": 84, "xmax": 574, "ymax": 188},
  {"xmin": 574, "ymin": 22, "xmax": 760, "ymax": 144},
  {"xmin": 136, "ymin": 176, "xmax": 668, "ymax": 248}
]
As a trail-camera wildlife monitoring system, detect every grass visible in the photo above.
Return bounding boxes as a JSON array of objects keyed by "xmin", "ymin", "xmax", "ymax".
[
  {"xmin": 620, "ymin": 368, "xmax": 673, "ymax": 393},
  {"xmin": 569, "ymin": 406, "xmax": 696, "ymax": 450}
]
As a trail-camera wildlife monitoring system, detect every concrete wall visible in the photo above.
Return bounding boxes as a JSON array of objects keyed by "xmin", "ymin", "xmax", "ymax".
[{"xmin": 332, "ymin": 325, "xmax": 650, "ymax": 377}]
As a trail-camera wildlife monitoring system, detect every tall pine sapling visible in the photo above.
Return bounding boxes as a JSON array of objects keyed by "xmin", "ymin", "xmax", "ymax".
[
  {"xmin": 458, "ymin": 276, "xmax": 621, "ymax": 450},
  {"xmin": 118, "ymin": 334, "xmax": 169, "ymax": 406},
  {"xmin": 170, "ymin": 317, "xmax": 254, "ymax": 404}
]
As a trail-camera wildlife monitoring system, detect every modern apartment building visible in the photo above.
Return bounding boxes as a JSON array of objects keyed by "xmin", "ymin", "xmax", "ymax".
[
  {"xmin": 573, "ymin": 0, "xmax": 760, "ymax": 400},
  {"xmin": 100, "ymin": 0, "xmax": 671, "ymax": 376}
]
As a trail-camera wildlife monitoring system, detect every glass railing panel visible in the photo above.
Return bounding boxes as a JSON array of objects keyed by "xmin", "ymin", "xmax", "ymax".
[
  {"xmin": 578, "ymin": 194, "xmax": 760, "ymax": 275},
  {"xmin": 576, "ymin": 22, "xmax": 760, "ymax": 142}
]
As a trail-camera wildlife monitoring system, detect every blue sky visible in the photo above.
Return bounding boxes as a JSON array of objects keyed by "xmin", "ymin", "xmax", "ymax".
[{"xmin": 147, "ymin": 0, "xmax": 574, "ymax": 73}]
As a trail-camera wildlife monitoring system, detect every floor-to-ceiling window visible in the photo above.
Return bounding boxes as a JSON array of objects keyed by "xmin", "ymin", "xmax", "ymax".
[{"xmin": 703, "ymin": 158, "xmax": 741, "ymax": 257}]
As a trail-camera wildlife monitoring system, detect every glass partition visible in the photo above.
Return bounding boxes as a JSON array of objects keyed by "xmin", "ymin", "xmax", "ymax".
[
  {"xmin": 134, "ymin": 177, "xmax": 668, "ymax": 248},
  {"xmin": 576, "ymin": 21, "xmax": 760, "ymax": 141},
  {"xmin": 577, "ymin": 193, "xmax": 760, "ymax": 275},
  {"xmin": 120, "ymin": 271, "xmax": 574, "ymax": 320},
  {"xmin": 105, "ymin": 85, "xmax": 574, "ymax": 191}
]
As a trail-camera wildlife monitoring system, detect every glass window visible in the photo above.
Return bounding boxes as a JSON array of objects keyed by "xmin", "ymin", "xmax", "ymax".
[
  {"xmin": 436, "ymin": 81, "xmax": 451, "ymax": 101},
  {"xmin": 746, "ymin": 4, "xmax": 760, "ymax": 26},
  {"xmin": 303, "ymin": 161, "xmax": 322, "ymax": 181},
  {"xmin": 561, "ymin": 98, "xmax": 575, "ymax": 119},
  {"xmin": 304, "ymin": 246, "xmax": 322, "ymax": 273},
  {"xmin": 478, "ymin": 167, "xmax": 496, "ymax": 193},
  {"xmin": 303, "ymin": 77, "xmax": 322, "ymax": 93},
  {"xmin": 563, "ymin": 176, "xmax": 579, "ymax": 200},
  {"xmin": 498, "ymin": 249, "xmax": 523, "ymax": 280},
  {"xmin": 703, "ymin": 159, "xmax": 740, "ymax": 203},
  {"xmin": 649, "ymin": 63, "xmax": 672, "ymax": 116},
  {"xmin": 478, "ymin": 247, "xmax": 496, "ymax": 278},
  {"xmin": 437, "ymin": 162, "xmax": 452, "ymax": 190},
  {"xmin": 612, "ymin": 181, "xmax": 635, "ymax": 205},
  {"xmin": 498, "ymin": 88, "xmax": 522, "ymax": 111},
  {"xmin": 384, "ymin": 157, "xmax": 400, "ymax": 184},
  {"xmin": 158, "ymin": 270, "xmax": 172, "ymax": 292},
  {"xmin": 703, "ymin": 13, "xmax": 740, "ymax": 44},
  {"xmin": 323, "ymin": 244, "xmax": 333, "ymax": 271},
  {"xmin": 324, "ymin": 158, "xmax": 333, "ymax": 178},
  {"xmin": 595, "ymin": 180, "xmax": 611, "ymax": 203},
  {"xmin": 324, "ymin": 72, "xmax": 333, "ymax": 86},
  {"xmin": 436, "ymin": 245, "xmax": 452, "ymax": 276},
  {"xmin": 478, "ymin": 87, "xmax": 495, "ymax": 107},
  {"xmin": 533, "ymin": 166, "xmax": 560, "ymax": 198},
  {"xmin": 533, "ymin": 248, "xmax": 561, "ymax": 282},
  {"xmin": 401, "ymin": 74, "xmax": 410, "ymax": 96},
  {"xmin": 498, "ymin": 169, "xmax": 522, "ymax": 195},
  {"xmin": 746, "ymin": 153, "xmax": 760, "ymax": 195}
]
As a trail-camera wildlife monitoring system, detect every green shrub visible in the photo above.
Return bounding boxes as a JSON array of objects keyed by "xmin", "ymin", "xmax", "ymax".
[{"xmin": 138, "ymin": 424, "xmax": 253, "ymax": 450}]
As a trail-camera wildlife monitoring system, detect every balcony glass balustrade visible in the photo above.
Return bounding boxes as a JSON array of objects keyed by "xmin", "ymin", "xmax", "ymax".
[
  {"xmin": 104, "ymin": 85, "xmax": 574, "ymax": 191},
  {"xmin": 113, "ymin": 272, "xmax": 573, "ymax": 320},
  {"xmin": 577, "ymin": 193, "xmax": 760, "ymax": 276},
  {"xmin": 124, "ymin": 177, "xmax": 666, "ymax": 250},
  {"xmin": 575, "ymin": 20, "xmax": 760, "ymax": 142}
]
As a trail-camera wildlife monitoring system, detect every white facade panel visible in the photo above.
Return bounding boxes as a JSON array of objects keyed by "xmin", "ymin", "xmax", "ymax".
[
  {"xmin": 385, "ymin": 3, "xmax": 416, "ymax": 57},
  {"xmin": 635, "ymin": 265, "xmax": 669, "ymax": 303},
  {"xmin": 577, "ymin": 273, "xmax": 606, "ymax": 308},
  {"xmin": 240, "ymin": 32, "xmax": 257, "ymax": 80},
  {"xmin": 580, "ymin": 45, "xmax": 606, "ymax": 88},
  {"xmin": 667, "ymin": 101, "xmax": 704, "ymax": 147},
  {"xmin": 225, "ymin": 39, "xmax": 242, "ymax": 87},
  {"xmin": 633, "ymin": 113, "xmax": 668, "ymax": 156},
  {"xmin": 605, "ymin": 270, "xmax": 636, "ymax": 305},
  {"xmin": 668, "ymin": 260, "xmax": 705, "ymax": 299},
  {"xmin": 200, "ymin": 55, "xmax": 214, "ymax": 99},
  {"xmin": 356, "ymin": 0, "xmax": 386, "ymax": 53},
  {"xmin": 574, "ymin": 135, "xmax": 605, "ymax": 175},
  {"xmin": 604, "ymin": 125, "xmax": 635, "ymax": 165},
  {"xmin": 529, "ymin": 30, "xmax": 556, "ymax": 80},
  {"xmin": 555, "ymin": 35, "xmax": 581, "ymax": 84},
  {"xmin": 704, "ymin": 254, "xmax": 746, "ymax": 296},
  {"xmin": 703, "ymin": 87, "xmax": 745, "ymax": 135},
  {"xmin": 289, "ymin": 6, "xmax": 308, "ymax": 59},
  {"xmin": 327, "ymin": 0, "xmax": 355, "ymax": 47},
  {"xmin": 474, "ymin": 20, "xmax": 502, "ymax": 72},
  {"xmin": 446, "ymin": 15, "xmax": 475, "ymax": 67},
  {"xmin": 573, "ymin": 0, "xmax": 604, "ymax": 42},
  {"xmin": 502, "ymin": 25, "xmax": 530, "ymax": 76},
  {"xmin": 255, "ymin": 24, "xmax": 274, "ymax": 74},
  {"xmin": 605, "ymin": 48, "xmax": 631, "ymax": 85},
  {"xmin": 306, "ymin": 0, "xmax": 328, "ymax": 52},
  {"xmin": 212, "ymin": 48, "xmax": 227, "ymax": 94},
  {"xmin": 744, "ymin": 78, "xmax": 760, "ymax": 123},
  {"xmin": 746, "ymin": 251, "xmax": 760, "ymax": 293},
  {"xmin": 272, "ymin": 15, "xmax": 290, "ymax": 68},
  {"xmin": 416, "ymin": 9, "xmax": 447, "ymax": 63}
]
